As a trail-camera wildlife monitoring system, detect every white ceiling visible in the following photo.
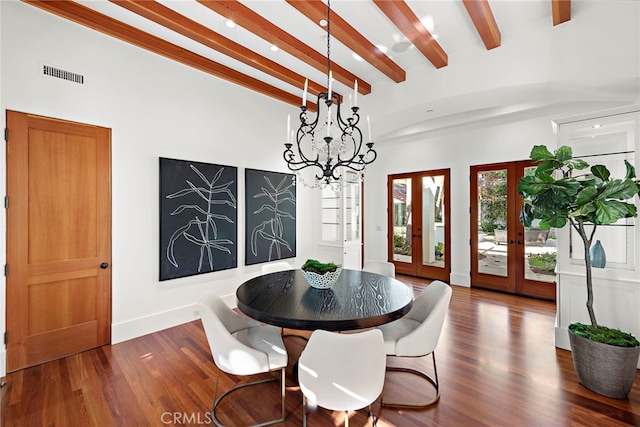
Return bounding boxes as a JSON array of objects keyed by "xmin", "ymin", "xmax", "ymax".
[{"xmin": 67, "ymin": 0, "xmax": 553, "ymax": 98}]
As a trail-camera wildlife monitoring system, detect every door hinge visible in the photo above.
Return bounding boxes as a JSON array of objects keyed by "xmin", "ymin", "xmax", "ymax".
[
  {"xmin": 4, "ymin": 331, "xmax": 7, "ymax": 345},
  {"xmin": 4, "ymin": 264, "xmax": 7, "ymax": 276},
  {"xmin": 4, "ymin": 196, "xmax": 8, "ymax": 209},
  {"xmin": 4, "ymin": 128, "xmax": 8, "ymax": 141}
]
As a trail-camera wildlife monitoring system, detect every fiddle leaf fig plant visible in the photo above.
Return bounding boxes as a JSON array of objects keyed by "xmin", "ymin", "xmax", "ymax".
[{"xmin": 518, "ymin": 145, "xmax": 640, "ymax": 337}]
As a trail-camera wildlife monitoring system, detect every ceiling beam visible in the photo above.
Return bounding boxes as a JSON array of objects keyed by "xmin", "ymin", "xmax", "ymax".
[
  {"xmin": 372, "ymin": 0, "xmax": 448, "ymax": 69},
  {"xmin": 552, "ymin": 0, "xmax": 572, "ymax": 26},
  {"xmin": 462, "ymin": 0, "xmax": 501, "ymax": 50},
  {"xmin": 286, "ymin": 0, "xmax": 405, "ymax": 84},
  {"xmin": 197, "ymin": 0, "xmax": 371, "ymax": 95},
  {"xmin": 21, "ymin": 0, "xmax": 314, "ymax": 110},
  {"xmin": 110, "ymin": 0, "xmax": 326, "ymax": 98}
]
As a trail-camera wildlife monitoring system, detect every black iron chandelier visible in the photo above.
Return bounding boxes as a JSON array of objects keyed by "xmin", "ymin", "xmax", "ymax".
[{"xmin": 283, "ymin": 0, "xmax": 376, "ymax": 187}]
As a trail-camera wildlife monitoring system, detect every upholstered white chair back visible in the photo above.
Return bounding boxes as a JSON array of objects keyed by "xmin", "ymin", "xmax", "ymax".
[
  {"xmin": 362, "ymin": 260, "xmax": 395, "ymax": 278},
  {"xmin": 261, "ymin": 261, "xmax": 294, "ymax": 274},
  {"xmin": 298, "ymin": 329, "xmax": 386, "ymax": 412},
  {"xmin": 394, "ymin": 280, "xmax": 452, "ymax": 357},
  {"xmin": 198, "ymin": 291, "xmax": 283, "ymax": 376}
]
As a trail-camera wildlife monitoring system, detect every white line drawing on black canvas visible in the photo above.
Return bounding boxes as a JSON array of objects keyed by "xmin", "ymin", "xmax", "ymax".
[
  {"xmin": 250, "ymin": 174, "xmax": 296, "ymax": 261},
  {"xmin": 166, "ymin": 165, "xmax": 236, "ymax": 272}
]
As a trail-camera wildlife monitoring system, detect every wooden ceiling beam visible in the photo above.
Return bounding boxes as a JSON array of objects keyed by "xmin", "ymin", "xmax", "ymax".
[
  {"xmin": 197, "ymin": 0, "xmax": 371, "ymax": 95},
  {"xmin": 21, "ymin": 0, "xmax": 314, "ymax": 110},
  {"xmin": 110, "ymin": 0, "xmax": 325, "ymax": 98},
  {"xmin": 372, "ymin": 0, "xmax": 448, "ymax": 69},
  {"xmin": 462, "ymin": 0, "xmax": 501, "ymax": 50},
  {"xmin": 552, "ymin": 0, "xmax": 572, "ymax": 26},
  {"xmin": 286, "ymin": 0, "xmax": 405, "ymax": 84}
]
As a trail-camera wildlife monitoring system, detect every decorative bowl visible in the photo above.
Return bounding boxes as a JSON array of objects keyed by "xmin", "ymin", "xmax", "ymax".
[{"xmin": 301, "ymin": 268, "xmax": 343, "ymax": 289}]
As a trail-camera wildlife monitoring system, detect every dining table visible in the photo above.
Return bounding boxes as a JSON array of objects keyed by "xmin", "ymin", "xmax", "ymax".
[{"xmin": 236, "ymin": 268, "xmax": 414, "ymax": 331}]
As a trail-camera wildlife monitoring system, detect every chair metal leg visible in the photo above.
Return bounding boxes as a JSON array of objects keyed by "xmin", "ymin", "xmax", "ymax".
[
  {"xmin": 381, "ymin": 351, "xmax": 440, "ymax": 409},
  {"xmin": 211, "ymin": 367, "xmax": 286, "ymax": 427},
  {"xmin": 367, "ymin": 404, "xmax": 378, "ymax": 426},
  {"xmin": 302, "ymin": 394, "xmax": 308, "ymax": 427}
]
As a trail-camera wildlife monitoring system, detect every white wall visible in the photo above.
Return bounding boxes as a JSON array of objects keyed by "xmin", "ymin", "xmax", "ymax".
[{"xmin": 0, "ymin": 1, "xmax": 316, "ymax": 376}]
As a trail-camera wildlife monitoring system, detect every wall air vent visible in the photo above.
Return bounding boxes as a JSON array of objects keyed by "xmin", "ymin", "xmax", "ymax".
[{"xmin": 43, "ymin": 65, "xmax": 84, "ymax": 84}]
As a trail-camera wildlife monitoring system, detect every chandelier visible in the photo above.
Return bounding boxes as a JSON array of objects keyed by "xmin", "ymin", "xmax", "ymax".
[{"xmin": 283, "ymin": 0, "xmax": 376, "ymax": 187}]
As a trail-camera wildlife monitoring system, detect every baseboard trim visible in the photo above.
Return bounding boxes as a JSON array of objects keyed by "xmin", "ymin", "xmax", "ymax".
[
  {"xmin": 111, "ymin": 292, "xmax": 236, "ymax": 345},
  {"xmin": 555, "ymin": 326, "xmax": 570, "ymax": 351},
  {"xmin": 450, "ymin": 273, "xmax": 470, "ymax": 287}
]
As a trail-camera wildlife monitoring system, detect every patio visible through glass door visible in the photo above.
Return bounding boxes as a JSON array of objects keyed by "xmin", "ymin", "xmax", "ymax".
[
  {"xmin": 388, "ymin": 170, "xmax": 450, "ymax": 282},
  {"xmin": 470, "ymin": 161, "xmax": 556, "ymax": 300}
]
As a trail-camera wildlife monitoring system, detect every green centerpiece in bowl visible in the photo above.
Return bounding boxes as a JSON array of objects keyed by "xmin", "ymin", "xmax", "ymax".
[{"xmin": 301, "ymin": 259, "xmax": 342, "ymax": 289}]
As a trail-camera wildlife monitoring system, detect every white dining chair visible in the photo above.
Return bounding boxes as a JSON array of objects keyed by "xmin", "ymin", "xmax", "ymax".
[
  {"xmin": 375, "ymin": 280, "xmax": 452, "ymax": 408},
  {"xmin": 261, "ymin": 261, "xmax": 294, "ymax": 274},
  {"xmin": 198, "ymin": 291, "xmax": 288, "ymax": 426},
  {"xmin": 297, "ymin": 328, "xmax": 386, "ymax": 427},
  {"xmin": 362, "ymin": 260, "xmax": 396, "ymax": 278}
]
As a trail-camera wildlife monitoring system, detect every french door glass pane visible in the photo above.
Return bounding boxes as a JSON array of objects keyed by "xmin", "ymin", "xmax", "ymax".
[
  {"xmin": 477, "ymin": 169, "xmax": 508, "ymax": 277},
  {"xmin": 392, "ymin": 178, "xmax": 412, "ymax": 264},
  {"xmin": 523, "ymin": 166, "xmax": 557, "ymax": 283},
  {"xmin": 421, "ymin": 175, "xmax": 445, "ymax": 268}
]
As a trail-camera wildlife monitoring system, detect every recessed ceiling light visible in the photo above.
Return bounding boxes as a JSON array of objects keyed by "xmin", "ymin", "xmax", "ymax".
[
  {"xmin": 270, "ymin": 45, "xmax": 279, "ymax": 52},
  {"xmin": 592, "ymin": 124, "xmax": 602, "ymax": 129},
  {"xmin": 319, "ymin": 19, "xmax": 328, "ymax": 27},
  {"xmin": 225, "ymin": 20, "xmax": 236, "ymax": 28}
]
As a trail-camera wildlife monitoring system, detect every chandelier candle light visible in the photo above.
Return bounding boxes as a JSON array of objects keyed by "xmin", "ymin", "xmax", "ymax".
[{"xmin": 283, "ymin": 0, "xmax": 376, "ymax": 186}]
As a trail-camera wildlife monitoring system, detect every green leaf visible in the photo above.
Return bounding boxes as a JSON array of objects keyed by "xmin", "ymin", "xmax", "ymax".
[
  {"xmin": 534, "ymin": 159, "xmax": 556, "ymax": 176},
  {"xmin": 575, "ymin": 187, "xmax": 597, "ymax": 206},
  {"xmin": 625, "ymin": 160, "xmax": 636, "ymax": 179},
  {"xmin": 591, "ymin": 164, "xmax": 610, "ymax": 181},
  {"xmin": 594, "ymin": 200, "xmax": 628, "ymax": 224},
  {"xmin": 565, "ymin": 159, "xmax": 589, "ymax": 171},
  {"xmin": 554, "ymin": 146, "xmax": 573, "ymax": 162},
  {"xmin": 530, "ymin": 145, "xmax": 554, "ymax": 162},
  {"xmin": 541, "ymin": 216, "xmax": 567, "ymax": 229},
  {"xmin": 599, "ymin": 179, "xmax": 639, "ymax": 200}
]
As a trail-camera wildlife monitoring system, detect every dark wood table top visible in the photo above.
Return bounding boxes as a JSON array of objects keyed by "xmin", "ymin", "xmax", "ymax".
[{"xmin": 236, "ymin": 269, "xmax": 414, "ymax": 331}]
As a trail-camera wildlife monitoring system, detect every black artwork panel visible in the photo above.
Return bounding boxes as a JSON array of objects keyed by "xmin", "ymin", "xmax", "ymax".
[
  {"xmin": 245, "ymin": 169, "xmax": 296, "ymax": 265},
  {"xmin": 160, "ymin": 157, "xmax": 237, "ymax": 280}
]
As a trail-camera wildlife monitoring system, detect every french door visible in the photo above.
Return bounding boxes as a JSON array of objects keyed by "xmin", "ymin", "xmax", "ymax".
[
  {"xmin": 388, "ymin": 169, "xmax": 450, "ymax": 282},
  {"xmin": 470, "ymin": 161, "xmax": 556, "ymax": 300}
]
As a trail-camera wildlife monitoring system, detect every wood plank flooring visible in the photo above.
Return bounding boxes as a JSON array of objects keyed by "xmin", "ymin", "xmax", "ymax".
[{"xmin": 2, "ymin": 275, "xmax": 640, "ymax": 426}]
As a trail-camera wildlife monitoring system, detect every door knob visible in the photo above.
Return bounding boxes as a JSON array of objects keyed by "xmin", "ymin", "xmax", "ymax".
[{"xmin": 100, "ymin": 262, "xmax": 109, "ymax": 269}]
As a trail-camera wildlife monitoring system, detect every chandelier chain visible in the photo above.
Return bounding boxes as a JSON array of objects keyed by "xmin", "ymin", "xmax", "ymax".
[{"xmin": 326, "ymin": 0, "xmax": 331, "ymax": 92}]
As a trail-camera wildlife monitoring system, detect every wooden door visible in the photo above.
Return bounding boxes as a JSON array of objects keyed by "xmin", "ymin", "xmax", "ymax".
[
  {"xmin": 388, "ymin": 169, "xmax": 450, "ymax": 282},
  {"xmin": 470, "ymin": 161, "xmax": 555, "ymax": 300},
  {"xmin": 6, "ymin": 111, "xmax": 112, "ymax": 372}
]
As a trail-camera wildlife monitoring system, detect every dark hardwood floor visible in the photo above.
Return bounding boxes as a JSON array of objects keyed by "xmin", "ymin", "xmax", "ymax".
[{"xmin": 2, "ymin": 275, "xmax": 640, "ymax": 426}]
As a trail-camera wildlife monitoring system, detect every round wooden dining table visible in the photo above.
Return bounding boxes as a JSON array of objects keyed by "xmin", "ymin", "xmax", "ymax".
[{"xmin": 236, "ymin": 268, "xmax": 414, "ymax": 331}]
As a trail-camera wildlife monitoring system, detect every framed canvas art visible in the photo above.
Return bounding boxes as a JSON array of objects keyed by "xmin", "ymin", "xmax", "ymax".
[
  {"xmin": 159, "ymin": 157, "xmax": 237, "ymax": 281},
  {"xmin": 245, "ymin": 169, "xmax": 296, "ymax": 265}
]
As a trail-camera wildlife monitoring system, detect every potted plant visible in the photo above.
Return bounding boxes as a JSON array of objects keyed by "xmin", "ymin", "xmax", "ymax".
[
  {"xmin": 518, "ymin": 145, "xmax": 640, "ymax": 398},
  {"xmin": 301, "ymin": 259, "xmax": 342, "ymax": 289}
]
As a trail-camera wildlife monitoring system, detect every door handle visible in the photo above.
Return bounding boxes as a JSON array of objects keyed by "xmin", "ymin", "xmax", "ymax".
[{"xmin": 100, "ymin": 262, "xmax": 109, "ymax": 269}]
